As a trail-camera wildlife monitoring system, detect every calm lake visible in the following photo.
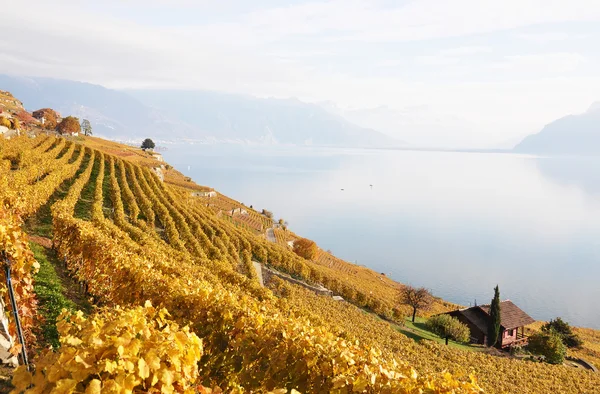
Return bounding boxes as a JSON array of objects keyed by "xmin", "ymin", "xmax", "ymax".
[{"xmin": 163, "ymin": 144, "xmax": 600, "ymax": 329}]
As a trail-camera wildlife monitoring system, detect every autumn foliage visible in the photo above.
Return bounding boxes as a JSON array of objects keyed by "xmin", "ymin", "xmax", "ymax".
[
  {"xmin": 32, "ymin": 108, "xmax": 59, "ymax": 130},
  {"xmin": 0, "ymin": 207, "xmax": 39, "ymax": 347},
  {"xmin": 400, "ymin": 286, "xmax": 433, "ymax": 322},
  {"xmin": 56, "ymin": 116, "xmax": 81, "ymax": 135},
  {"xmin": 14, "ymin": 110, "xmax": 37, "ymax": 126},
  {"xmin": 12, "ymin": 303, "xmax": 203, "ymax": 393},
  {"xmin": 292, "ymin": 237, "xmax": 318, "ymax": 260}
]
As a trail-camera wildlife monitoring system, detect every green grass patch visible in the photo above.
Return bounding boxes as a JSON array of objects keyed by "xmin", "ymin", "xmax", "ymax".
[
  {"xmin": 31, "ymin": 242, "xmax": 92, "ymax": 349},
  {"xmin": 397, "ymin": 317, "xmax": 485, "ymax": 352},
  {"xmin": 31, "ymin": 242, "xmax": 76, "ymax": 348}
]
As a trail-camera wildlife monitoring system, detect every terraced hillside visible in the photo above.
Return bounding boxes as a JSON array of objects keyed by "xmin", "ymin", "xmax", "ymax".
[{"xmin": 1, "ymin": 134, "xmax": 599, "ymax": 393}]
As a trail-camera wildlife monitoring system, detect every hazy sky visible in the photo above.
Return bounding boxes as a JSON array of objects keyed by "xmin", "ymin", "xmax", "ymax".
[{"xmin": 2, "ymin": 0, "xmax": 600, "ymax": 147}]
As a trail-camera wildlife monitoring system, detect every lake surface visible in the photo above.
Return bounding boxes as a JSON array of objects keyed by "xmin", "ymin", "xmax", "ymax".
[{"xmin": 163, "ymin": 144, "xmax": 600, "ymax": 329}]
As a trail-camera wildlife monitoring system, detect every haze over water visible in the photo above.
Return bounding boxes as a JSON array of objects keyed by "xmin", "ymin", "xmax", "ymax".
[{"xmin": 164, "ymin": 144, "xmax": 600, "ymax": 329}]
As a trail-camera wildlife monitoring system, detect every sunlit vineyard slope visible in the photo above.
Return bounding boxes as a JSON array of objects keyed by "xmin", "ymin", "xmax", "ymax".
[{"xmin": 1, "ymin": 131, "xmax": 599, "ymax": 393}]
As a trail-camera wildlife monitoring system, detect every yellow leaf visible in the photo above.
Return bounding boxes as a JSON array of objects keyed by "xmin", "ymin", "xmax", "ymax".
[
  {"xmin": 139, "ymin": 357, "xmax": 150, "ymax": 379},
  {"xmin": 101, "ymin": 379, "xmax": 122, "ymax": 393},
  {"xmin": 75, "ymin": 354, "xmax": 91, "ymax": 368},
  {"xmin": 161, "ymin": 369, "xmax": 175, "ymax": 386},
  {"xmin": 104, "ymin": 359, "xmax": 118, "ymax": 373},
  {"xmin": 352, "ymin": 375, "xmax": 368, "ymax": 392},
  {"xmin": 65, "ymin": 336, "xmax": 83, "ymax": 346},
  {"xmin": 146, "ymin": 350, "xmax": 161, "ymax": 371},
  {"xmin": 85, "ymin": 379, "xmax": 102, "ymax": 394},
  {"xmin": 121, "ymin": 373, "xmax": 140, "ymax": 391},
  {"xmin": 10, "ymin": 366, "xmax": 32, "ymax": 391},
  {"xmin": 53, "ymin": 379, "xmax": 78, "ymax": 394}
]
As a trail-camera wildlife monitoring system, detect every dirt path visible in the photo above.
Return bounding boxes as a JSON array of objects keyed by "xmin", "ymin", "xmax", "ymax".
[
  {"xmin": 28, "ymin": 235, "xmax": 52, "ymax": 248},
  {"xmin": 266, "ymin": 228, "xmax": 276, "ymax": 243}
]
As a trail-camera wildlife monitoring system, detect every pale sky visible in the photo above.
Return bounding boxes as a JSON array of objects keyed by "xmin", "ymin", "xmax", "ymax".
[{"xmin": 2, "ymin": 0, "xmax": 600, "ymax": 148}]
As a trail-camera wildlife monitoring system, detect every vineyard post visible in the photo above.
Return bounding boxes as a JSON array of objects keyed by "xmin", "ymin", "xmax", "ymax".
[{"xmin": 2, "ymin": 252, "xmax": 30, "ymax": 370}]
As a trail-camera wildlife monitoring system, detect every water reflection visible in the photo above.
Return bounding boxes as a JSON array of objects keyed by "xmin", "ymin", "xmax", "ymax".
[
  {"xmin": 163, "ymin": 145, "xmax": 600, "ymax": 329},
  {"xmin": 534, "ymin": 156, "xmax": 600, "ymax": 196}
]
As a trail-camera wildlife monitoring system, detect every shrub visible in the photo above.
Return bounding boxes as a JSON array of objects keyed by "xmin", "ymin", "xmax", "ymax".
[
  {"xmin": 528, "ymin": 330, "xmax": 567, "ymax": 364},
  {"xmin": 10, "ymin": 118, "xmax": 20, "ymax": 130},
  {"xmin": 0, "ymin": 116, "xmax": 11, "ymax": 128},
  {"xmin": 15, "ymin": 109, "xmax": 37, "ymax": 126},
  {"xmin": 292, "ymin": 237, "xmax": 317, "ymax": 260},
  {"xmin": 56, "ymin": 116, "xmax": 81, "ymax": 135},
  {"xmin": 426, "ymin": 314, "xmax": 470, "ymax": 344},
  {"xmin": 391, "ymin": 307, "xmax": 407, "ymax": 324},
  {"xmin": 542, "ymin": 317, "xmax": 583, "ymax": 348}
]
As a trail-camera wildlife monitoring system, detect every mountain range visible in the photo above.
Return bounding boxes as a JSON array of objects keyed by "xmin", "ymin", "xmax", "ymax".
[
  {"xmin": 0, "ymin": 75, "xmax": 399, "ymax": 148},
  {"xmin": 4, "ymin": 74, "xmax": 599, "ymax": 154},
  {"xmin": 514, "ymin": 102, "xmax": 600, "ymax": 155}
]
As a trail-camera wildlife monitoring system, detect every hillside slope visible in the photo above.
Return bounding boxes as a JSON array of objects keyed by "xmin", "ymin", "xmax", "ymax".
[
  {"xmin": 1, "ymin": 131, "xmax": 599, "ymax": 392},
  {"xmin": 514, "ymin": 102, "xmax": 600, "ymax": 155},
  {"xmin": 0, "ymin": 74, "xmax": 195, "ymax": 140}
]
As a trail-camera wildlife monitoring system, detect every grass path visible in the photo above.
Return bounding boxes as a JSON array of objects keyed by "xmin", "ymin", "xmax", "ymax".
[{"xmin": 31, "ymin": 242, "xmax": 94, "ymax": 349}]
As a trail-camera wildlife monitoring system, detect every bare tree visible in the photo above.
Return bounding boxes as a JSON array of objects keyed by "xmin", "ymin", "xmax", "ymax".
[
  {"xmin": 400, "ymin": 286, "xmax": 433, "ymax": 322},
  {"xmin": 81, "ymin": 119, "xmax": 93, "ymax": 136}
]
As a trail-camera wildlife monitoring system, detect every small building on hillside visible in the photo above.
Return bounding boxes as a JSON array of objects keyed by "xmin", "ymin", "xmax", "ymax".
[
  {"xmin": 231, "ymin": 207, "xmax": 248, "ymax": 216},
  {"xmin": 444, "ymin": 300, "xmax": 535, "ymax": 348},
  {"xmin": 191, "ymin": 191, "xmax": 217, "ymax": 198},
  {"xmin": 150, "ymin": 152, "xmax": 164, "ymax": 162}
]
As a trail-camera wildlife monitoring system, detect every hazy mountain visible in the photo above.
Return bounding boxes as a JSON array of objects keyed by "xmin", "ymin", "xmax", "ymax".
[
  {"xmin": 514, "ymin": 102, "xmax": 600, "ymax": 155},
  {"xmin": 319, "ymin": 102, "xmax": 491, "ymax": 149},
  {"xmin": 126, "ymin": 90, "xmax": 400, "ymax": 147},
  {"xmin": 0, "ymin": 75, "xmax": 193, "ymax": 139},
  {"xmin": 0, "ymin": 74, "xmax": 399, "ymax": 147}
]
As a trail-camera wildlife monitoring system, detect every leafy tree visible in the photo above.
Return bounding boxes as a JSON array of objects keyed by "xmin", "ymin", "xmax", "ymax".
[
  {"xmin": 141, "ymin": 138, "xmax": 155, "ymax": 150},
  {"xmin": 32, "ymin": 108, "xmax": 59, "ymax": 130},
  {"xmin": 56, "ymin": 116, "xmax": 81, "ymax": 135},
  {"xmin": 261, "ymin": 209, "xmax": 273, "ymax": 219},
  {"xmin": 542, "ymin": 317, "xmax": 583, "ymax": 348},
  {"xmin": 528, "ymin": 330, "xmax": 567, "ymax": 364},
  {"xmin": 278, "ymin": 218, "xmax": 289, "ymax": 230},
  {"xmin": 426, "ymin": 314, "xmax": 470, "ymax": 345},
  {"xmin": 487, "ymin": 285, "xmax": 501, "ymax": 347},
  {"xmin": 400, "ymin": 286, "xmax": 433, "ymax": 322},
  {"xmin": 81, "ymin": 119, "xmax": 93, "ymax": 136},
  {"xmin": 292, "ymin": 238, "xmax": 317, "ymax": 260}
]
